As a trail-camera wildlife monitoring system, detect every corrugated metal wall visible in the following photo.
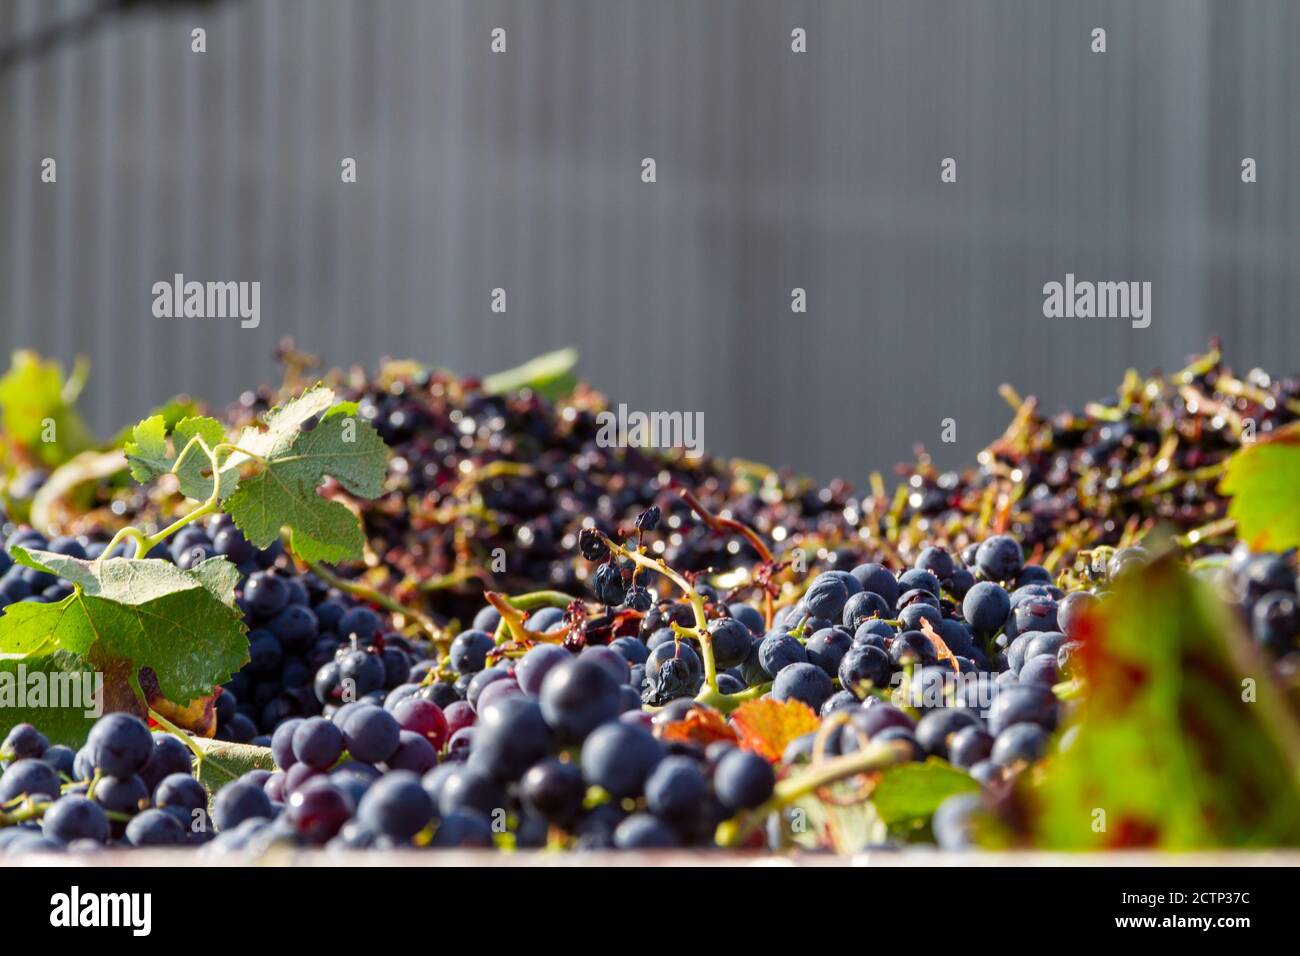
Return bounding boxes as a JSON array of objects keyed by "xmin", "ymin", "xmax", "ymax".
[{"xmin": 1, "ymin": 0, "xmax": 1297, "ymax": 480}]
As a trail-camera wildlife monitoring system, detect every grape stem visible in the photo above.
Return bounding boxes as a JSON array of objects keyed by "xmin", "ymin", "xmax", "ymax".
[
  {"xmin": 596, "ymin": 533, "xmax": 716, "ymax": 689},
  {"xmin": 678, "ymin": 488, "xmax": 774, "ymax": 564},
  {"xmin": 0, "ymin": 797, "xmax": 132, "ymax": 827},
  {"xmin": 98, "ymin": 434, "xmax": 228, "ymax": 562},
  {"xmin": 695, "ymin": 680, "xmax": 771, "ymax": 713},
  {"xmin": 145, "ymin": 704, "xmax": 209, "ymax": 766},
  {"xmin": 307, "ymin": 560, "xmax": 440, "ymax": 640},
  {"xmin": 595, "ymin": 532, "xmax": 781, "ymax": 711},
  {"xmin": 485, "ymin": 590, "xmax": 577, "ymax": 645}
]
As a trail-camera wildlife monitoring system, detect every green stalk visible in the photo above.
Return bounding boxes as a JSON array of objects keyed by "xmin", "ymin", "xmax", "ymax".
[
  {"xmin": 308, "ymin": 560, "xmax": 440, "ymax": 640},
  {"xmin": 487, "ymin": 590, "xmax": 577, "ymax": 645},
  {"xmin": 599, "ymin": 533, "xmax": 717, "ymax": 690},
  {"xmin": 695, "ymin": 681, "xmax": 772, "ymax": 713}
]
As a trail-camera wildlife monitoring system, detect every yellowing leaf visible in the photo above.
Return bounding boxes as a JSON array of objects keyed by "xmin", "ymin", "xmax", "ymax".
[
  {"xmin": 730, "ymin": 697, "xmax": 819, "ymax": 762},
  {"xmin": 0, "ymin": 350, "xmax": 94, "ymax": 467}
]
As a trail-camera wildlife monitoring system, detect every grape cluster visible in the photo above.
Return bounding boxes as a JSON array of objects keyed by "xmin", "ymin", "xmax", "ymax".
[
  {"xmin": 287, "ymin": 347, "xmax": 1300, "ymax": 618},
  {"xmin": 198, "ymin": 648, "xmax": 784, "ymax": 853},
  {"xmin": 40, "ymin": 348, "xmax": 1297, "ymax": 643},
  {"xmin": 0, "ymin": 519, "xmax": 420, "ymax": 745},
  {"xmin": 214, "ymin": 542, "xmax": 430, "ymax": 743},
  {"xmin": 0, "ymin": 713, "xmax": 206, "ymax": 854},
  {"xmin": 4, "ymin": 522, "xmax": 1295, "ymax": 855},
  {"xmin": 1222, "ymin": 546, "xmax": 1300, "ymax": 657},
  {"xmin": 208, "ymin": 524, "xmax": 1093, "ymax": 851}
]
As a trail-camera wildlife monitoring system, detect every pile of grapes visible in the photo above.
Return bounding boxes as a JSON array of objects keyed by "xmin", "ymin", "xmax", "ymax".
[
  {"xmin": 0, "ymin": 526, "xmax": 429, "ymax": 747},
  {"xmin": 0, "ymin": 345, "xmax": 1297, "ymax": 857},
  {"xmin": 2, "ymin": 508, "xmax": 1296, "ymax": 854},
  {"xmin": 47, "ymin": 346, "xmax": 1298, "ymax": 632},
  {"xmin": 311, "ymin": 344, "xmax": 1300, "ymax": 598}
]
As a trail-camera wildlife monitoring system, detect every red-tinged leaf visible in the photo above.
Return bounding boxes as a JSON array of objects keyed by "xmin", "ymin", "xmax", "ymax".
[
  {"xmin": 1025, "ymin": 554, "xmax": 1300, "ymax": 849},
  {"xmin": 140, "ymin": 668, "xmax": 218, "ymax": 738},
  {"xmin": 730, "ymin": 697, "xmax": 820, "ymax": 762},
  {"xmin": 657, "ymin": 706, "xmax": 738, "ymax": 748}
]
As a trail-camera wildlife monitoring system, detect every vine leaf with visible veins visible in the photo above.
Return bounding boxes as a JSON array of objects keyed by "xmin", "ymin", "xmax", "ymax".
[
  {"xmin": 125, "ymin": 413, "xmax": 239, "ymax": 502},
  {"xmin": 0, "ymin": 546, "xmax": 248, "ymax": 746},
  {"xmin": 1221, "ymin": 421, "xmax": 1300, "ymax": 551},
  {"xmin": 223, "ymin": 385, "xmax": 388, "ymax": 563}
]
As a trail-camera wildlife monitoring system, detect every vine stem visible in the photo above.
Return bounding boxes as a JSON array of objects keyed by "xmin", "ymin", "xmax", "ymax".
[
  {"xmin": 308, "ymin": 560, "xmax": 440, "ymax": 640},
  {"xmin": 417, "ymin": 566, "xmax": 493, "ymax": 592},
  {"xmin": 695, "ymin": 680, "xmax": 772, "ymax": 713},
  {"xmin": 0, "ymin": 798, "xmax": 132, "ymax": 827},
  {"xmin": 714, "ymin": 739, "xmax": 911, "ymax": 847},
  {"xmin": 135, "ymin": 499, "xmax": 219, "ymax": 557},
  {"xmin": 598, "ymin": 533, "xmax": 716, "ymax": 690},
  {"xmin": 118, "ymin": 435, "xmax": 227, "ymax": 560},
  {"xmin": 145, "ymin": 705, "xmax": 208, "ymax": 763},
  {"xmin": 485, "ymin": 590, "xmax": 577, "ymax": 645},
  {"xmin": 678, "ymin": 488, "xmax": 774, "ymax": 564}
]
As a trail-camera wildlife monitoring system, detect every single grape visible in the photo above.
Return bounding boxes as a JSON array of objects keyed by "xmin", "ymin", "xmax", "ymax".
[
  {"xmin": 86, "ymin": 713, "xmax": 153, "ymax": 778},
  {"xmin": 357, "ymin": 770, "xmax": 434, "ymax": 842},
  {"xmin": 42, "ymin": 795, "xmax": 110, "ymax": 844},
  {"xmin": 713, "ymin": 750, "xmax": 774, "ymax": 810},
  {"xmin": 580, "ymin": 722, "xmax": 663, "ymax": 799}
]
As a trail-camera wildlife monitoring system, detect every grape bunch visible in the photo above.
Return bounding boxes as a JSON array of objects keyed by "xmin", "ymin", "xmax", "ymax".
[
  {"xmin": 4, "ymin": 520, "xmax": 1295, "ymax": 856},
  {"xmin": 224, "ymin": 346, "xmax": 1295, "ymax": 630},
  {"xmin": 0, "ymin": 518, "xmax": 424, "ymax": 745},
  {"xmin": 39, "ymin": 346, "xmax": 1298, "ymax": 645},
  {"xmin": 0, "ymin": 713, "xmax": 207, "ymax": 853},
  {"xmin": 212, "ymin": 542, "xmax": 433, "ymax": 743},
  {"xmin": 1221, "ymin": 546, "xmax": 1300, "ymax": 658}
]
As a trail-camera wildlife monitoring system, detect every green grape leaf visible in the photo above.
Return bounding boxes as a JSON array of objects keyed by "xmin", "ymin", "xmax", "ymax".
[
  {"xmin": 1025, "ymin": 554, "xmax": 1300, "ymax": 849},
  {"xmin": 108, "ymin": 395, "xmax": 200, "ymax": 447},
  {"xmin": 124, "ymin": 414, "xmax": 237, "ymax": 502},
  {"xmin": 0, "ymin": 350, "xmax": 95, "ymax": 467},
  {"xmin": 0, "ymin": 547, "xmax": 248, "ymax": 746},
  {"xmin": 1221, "ymin": 422, "xmax": 1300, "ymax": 551},
  {"xmin": 481, "ymin": 348, "xmax": 580, "ymax": 402},
  {"xmin": 123, "ymin": 414, "xmax": 168, "ymax": 481},
  {"xmin": 0, "ymin": 651, "xmax": 127, "ymax": 749},
  {"xmin": 193, "ymin": 737, "xmax": 276, "ymax": 793},
  {"xmin": 224, "ymin": 385, "xmax": 388, "ymax": 563},
  {"xmin": 791, "ymin": 791, "xmax": 887, "ymax": 853},
  {"xmin": 870, "ymin": 758, "xmax": 980, "ymax": 827}
]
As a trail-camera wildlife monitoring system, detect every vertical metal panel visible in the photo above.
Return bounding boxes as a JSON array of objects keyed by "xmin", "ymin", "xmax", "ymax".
[{"xmin": 0, "ymin": 0, "xmax": 1296, "ymax": 481}]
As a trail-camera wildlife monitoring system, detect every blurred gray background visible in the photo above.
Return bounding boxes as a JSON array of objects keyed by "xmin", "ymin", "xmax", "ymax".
[{"xmin": 1, "ymin": 0, "xmax": 1297, "ymax": 481}]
